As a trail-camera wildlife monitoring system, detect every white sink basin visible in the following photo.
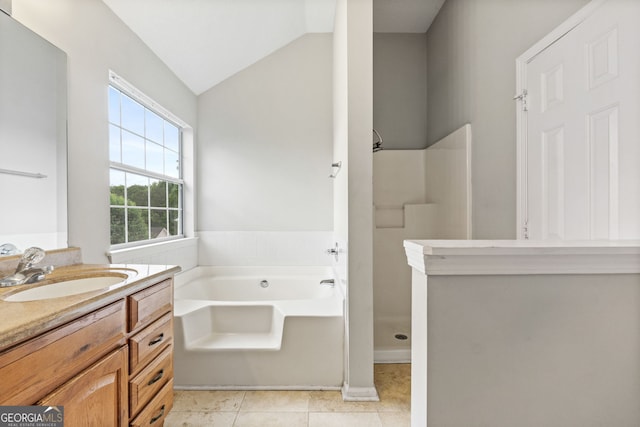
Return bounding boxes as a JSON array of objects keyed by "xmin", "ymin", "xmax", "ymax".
[{"xmin": 4, "ymin": 275, "xmax": 129, "ymax": 302}]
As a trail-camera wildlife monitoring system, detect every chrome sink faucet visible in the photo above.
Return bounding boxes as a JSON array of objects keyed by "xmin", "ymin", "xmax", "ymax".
[{"xmin": 0, "ymin": 247, "xmax": 54, "ymax": 288}]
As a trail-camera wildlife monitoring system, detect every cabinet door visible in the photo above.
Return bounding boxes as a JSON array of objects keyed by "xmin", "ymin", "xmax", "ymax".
[{"xmin": 39, "ymin": 346, "xmax": 128, "ymax": 427}]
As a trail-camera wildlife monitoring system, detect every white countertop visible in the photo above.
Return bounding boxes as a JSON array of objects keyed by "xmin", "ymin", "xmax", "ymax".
[
  {"xmin": 404, "ymin": 239, "xmax": 640, "ymax": 254},
  {"xmin": 404, "ymin": 240, "xmax": 640, "ymax": 275}
]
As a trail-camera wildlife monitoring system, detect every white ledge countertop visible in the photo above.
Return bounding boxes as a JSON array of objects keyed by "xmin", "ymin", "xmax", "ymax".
[{"xmin": 403, "ymin": 239, "xmax": 640, "ymax": 275}]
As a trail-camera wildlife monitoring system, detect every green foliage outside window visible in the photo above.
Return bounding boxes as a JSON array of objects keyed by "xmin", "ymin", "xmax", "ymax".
[{"xmin": 109, "ymin": 179, "xmax": 180, "ymax": 245}]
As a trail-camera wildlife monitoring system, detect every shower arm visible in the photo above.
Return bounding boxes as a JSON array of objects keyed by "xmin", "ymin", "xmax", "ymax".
[{"xmin": 373, "ymin": 128, "xmax": 383, "ymax": 152}]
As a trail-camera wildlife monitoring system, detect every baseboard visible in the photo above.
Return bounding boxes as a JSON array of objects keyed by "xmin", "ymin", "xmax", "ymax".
[
  {"xmin": 374, "ymin": 348, "xmax": 411, "ymax": 364},
  {"xmin": 174, "ymin": 385, "xmax": 342, "ymax": 391},
  {"xmin": 341, "ymin": 383, "xmax": 380, "ymax": 402}
]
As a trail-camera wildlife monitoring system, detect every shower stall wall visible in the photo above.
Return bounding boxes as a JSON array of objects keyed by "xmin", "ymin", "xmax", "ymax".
[{"xmin": 372, "ymin": 124, "xmax": 472, "ymax": 362}]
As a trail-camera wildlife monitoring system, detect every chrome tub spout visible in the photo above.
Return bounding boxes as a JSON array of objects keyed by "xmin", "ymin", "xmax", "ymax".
[{"xmin": 320, "ymin": 279, "xmax": 335, "ymax": 287}]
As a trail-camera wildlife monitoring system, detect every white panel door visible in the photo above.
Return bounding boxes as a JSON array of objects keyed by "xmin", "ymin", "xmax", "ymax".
[{"xmin": 522, "ymin": 0, "xmax": 640, "ymax": 240}]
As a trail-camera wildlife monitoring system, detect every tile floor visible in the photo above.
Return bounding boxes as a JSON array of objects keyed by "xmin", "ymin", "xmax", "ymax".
[{"xmin": 165, "ymin": 363, "xmax": 411, "ymax": 427}]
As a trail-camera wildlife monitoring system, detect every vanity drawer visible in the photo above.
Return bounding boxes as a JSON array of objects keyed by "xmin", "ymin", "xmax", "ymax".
[
  {"xmin": 0, "ymin": 300, "xmax": 126, "ymax": 404},
  {"xmin": 129, "ymin": 345, "xmax": 173, "ymax": 417},
  {"xmin": 128, "ymin": 279, "xmax": 172, "ymax": 332},
  {"xmin": 129, "ymin": 312, "xmax": 172, "ymax": 374},
  {"xmin": 130, "ymin": 379, "xmax": 174, "ymax": 427}
]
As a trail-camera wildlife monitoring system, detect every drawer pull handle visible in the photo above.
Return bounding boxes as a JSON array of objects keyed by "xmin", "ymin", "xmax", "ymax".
[
  {"xmin": 148, "ymin": 333, "xmax": 164, "ymax": 346},
  {"xmin": 149, "ymin": 404, "xmax": 165, "ymax": 424},
  {"xmin": 148, "ymin": 369, "xmax": 165, "ymax": 386}
]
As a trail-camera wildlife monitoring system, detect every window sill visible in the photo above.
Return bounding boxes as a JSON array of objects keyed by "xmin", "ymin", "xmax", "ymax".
[{"xmin": 107, "ymin": 237, "xmax": 198, "ymax": 264}]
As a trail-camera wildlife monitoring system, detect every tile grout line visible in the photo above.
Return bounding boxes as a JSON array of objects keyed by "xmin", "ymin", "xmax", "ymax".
[
  {"xmin": 236, "ymin": 390, "xmax": 247, "ymax": 420},
  {"xmin": 168, "ymin": 364, "xmax": 410, "ymax": 425}
]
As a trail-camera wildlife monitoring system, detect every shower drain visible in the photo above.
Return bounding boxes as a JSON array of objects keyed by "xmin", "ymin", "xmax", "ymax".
[{"xmin": 394, "ymin": 333, "xmax": 409, "ymax": 341}]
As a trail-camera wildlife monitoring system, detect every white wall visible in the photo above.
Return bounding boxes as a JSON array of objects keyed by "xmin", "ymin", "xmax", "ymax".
[
  {"xmin": 333, "ymin": 0, "xmax": 349, "ymax": 249},
  {"xmin": 196, "ymin": 34, "xmax": 333, "ymax": 266},
  {"xmin": 197, "ymin": 231, "xmax": 333, "ymax": 267},
  {"xmin": 373, "ymin": 149, "xmax": 428, "ymax": 361},
  {"xmin": 373, "ymin": 33, "xmax": 427, "ymax": 150},
  {"xmin": 426, "ymin": 0, "xmax": 590, "ymax": 239},
  {"xmin": 423, "ymin": 124, "xmax": 472, "ymax": 238},
  {"xmin": 428, "ymin": 273, "xmax": 640, "ymax": 426},
  {"xmin": 0, "ymin": 0, "xmax": 9, "ymax": 15},
  {"xmin": 12, "ymin": 0, "xmax": 198, "ymax": 265},
  {"xmin": 334, "ymin": 0, "xmax": 377, "ymax": 400},
  {"xmin": 406, "ymin": 240, "xmax": 640, "ymax": 426},
  {"xmin": 197, "ymin": 34, "xmax": 333, "ymax": 233}
]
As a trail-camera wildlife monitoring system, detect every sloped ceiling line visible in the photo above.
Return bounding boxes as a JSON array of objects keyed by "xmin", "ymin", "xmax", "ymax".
[{"xmin": 102, "ymin": 0, "xmax": 445, "ymax": 95}]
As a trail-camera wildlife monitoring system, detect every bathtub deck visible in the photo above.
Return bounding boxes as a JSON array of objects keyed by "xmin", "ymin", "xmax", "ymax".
[{"xmin": 188, "ymin": 332, "xmax": 281, "ymax": 351}]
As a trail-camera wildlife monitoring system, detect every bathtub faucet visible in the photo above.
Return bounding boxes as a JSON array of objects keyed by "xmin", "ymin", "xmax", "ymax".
[{"xmin": 320, "ymin": 279, "xmax": 335, "ymax": 287}]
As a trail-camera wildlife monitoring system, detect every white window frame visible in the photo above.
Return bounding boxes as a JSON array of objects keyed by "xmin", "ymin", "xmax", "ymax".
[{"xmin": 108, "ymin": 71, "xmax": 189, "ymax": 250}]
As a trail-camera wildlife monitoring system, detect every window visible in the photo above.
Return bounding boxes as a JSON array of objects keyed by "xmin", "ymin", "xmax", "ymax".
[{"xmin": 108, "ymin": 84, "xmax": 183, "ymax": 247}]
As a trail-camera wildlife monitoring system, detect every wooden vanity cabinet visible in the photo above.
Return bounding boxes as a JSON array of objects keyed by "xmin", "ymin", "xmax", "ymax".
[
  {"xmin": 127, "ymin": 279, "xmax": 174, "ymax": 425},
  {"xmin": 0, "ymin": 276, "xmax": 175, "ymax": 427},
  {"xmin": 39, "ymin": 346, "xmax": 129, "ymax": 426},
  {"xmin": 129, "ymin": 346, "xmax": 174, "ymax": 417},
  {"xmin": 0, "ymin": 300, "xmax": 127, "ymax": 405}
]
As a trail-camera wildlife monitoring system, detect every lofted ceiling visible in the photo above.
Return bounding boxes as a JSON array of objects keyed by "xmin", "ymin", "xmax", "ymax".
[
  {"xmin": 102, "ymin": 0, "xmax": 445, "ymax": 95},
  {"xmin": 374, "ymin": 0, "xmax": 445, "ymax": 33}
]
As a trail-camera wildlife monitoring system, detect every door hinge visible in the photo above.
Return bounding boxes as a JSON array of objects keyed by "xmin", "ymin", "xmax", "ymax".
[
  {"xmin": 522, "ymin": 220, "xmax": 529, "ymax": 239},
  {"xmin": 514, "ymin": 89, "xmax": 528, "ymax": 112}
]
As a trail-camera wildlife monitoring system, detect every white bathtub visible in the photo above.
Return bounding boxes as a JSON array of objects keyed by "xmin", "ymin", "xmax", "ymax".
[{"xmin": 173, "ymin": 266, "xmax": 344, "ymax": 389}]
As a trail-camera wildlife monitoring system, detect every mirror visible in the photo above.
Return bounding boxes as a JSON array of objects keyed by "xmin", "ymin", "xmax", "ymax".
[{"xmin": 0, "ymin": 11, "xmax": 67, "ymax": 253}]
